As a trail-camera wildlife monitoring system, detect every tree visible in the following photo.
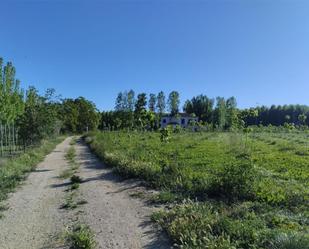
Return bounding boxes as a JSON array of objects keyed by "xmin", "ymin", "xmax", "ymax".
[
  {"xmin": 127, "ymin": 89, "xmax": 135, "ymax": 111},
  {"xmin": 134, "ymin": 93, "xmax": 147, "ymax": 128},
  {"xmin": 134, "ymin": 93, "xmax": 147, "ymax": 113},
  {"xmin": 298, "ymin": 113, "xmax": 307, "ymax": 125},
  {"xmin": 74, "ymin": 97, "xmax": 99, "ymax": 132},
  {"xmin": 213, "ymin": 97, "xmax": 226, "ymax": 129},
  {"xmin": 61, "ymin": 99, "xmax": 79, "ymax": 133},
  {"xmin": 115, "ymin": 92, "xmax": 124, "ymax": 111},
  {"xmin": 148, "ymin": 93, "xmax": 156, "ymax": 112},
  {"xmin": 183, "ymin": 94, "xmax": 214, "ymax": 122},
  {"xmin": 226, "ymin": 97, "xmax": 238, "ymax": 129},
  {"xmin": 168, "ymin": 91, "xmax": 180, "ymax": 116},
  {"xmin": 156, "ymin": 91, "xmax": 166, "ymax": 114},
  {"xmin": 18, "ymin": 86, "xmax": 60, "ymax": 145}
]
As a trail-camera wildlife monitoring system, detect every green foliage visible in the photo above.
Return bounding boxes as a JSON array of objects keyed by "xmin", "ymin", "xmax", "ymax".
[
  {"xmin": 65, "ymin": 146, "xmax": 76, "ymax": 162},
  {"xmin": 183, "ymin": 94, "xmax": 214, "ymax": 122},
  {"xmin": 71, "ymin": 175, "xmax": 82, "ymax": 184},
  {"xmin": 270, "ymin": 233, "xmax": 309, "ymax": 249},
  {"xmin": 243, "ymin": 105, "xmax": 309, "ymax": 126},
  {"xmin": 61, "ymin": 97, "xmax": 99, "ymax": 133},
  {"xmin": 156, "ymin": 91, "xmax": 166, "ymax": 114},
  {"xmin": 148, "ymin": 93, "xmax": 157, "ymax": 112},
  {"xmin": 65, "ymin": 224, "xmax": 97, "ymax": 249},
  {"xmin": 168, "ymin": 91, "xmax": 180, "ymax": 116},
  {"xmin": 209, "ymin": 162, "xmax": 257, "ymax": 201},
  {"xmin": 18, "ymin": 87, "xmax": 62, "ymax": 145},
  {"xmin": 86, "ymin": 130, "xmax": 309, "ymax": 248},
  {"xmin": 160, "ymin": 127, "xmax": 171, "ymax": 142},
  {"xmin": 298, "ymin": 113, "xmax": 307, "ymax": 125}
]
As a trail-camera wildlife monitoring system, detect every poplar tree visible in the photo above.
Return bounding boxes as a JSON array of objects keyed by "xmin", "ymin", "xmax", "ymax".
[
  {"xmin": 168, "ymin": 91, "xmax": 180, "ymax": 116},
  {"xmin": 156, "ymin": 91, "xmax": 166, "ymax": 114},
  {"xmin": 148, "ymin": 93, "xmax": 156, "ymax": 112}
]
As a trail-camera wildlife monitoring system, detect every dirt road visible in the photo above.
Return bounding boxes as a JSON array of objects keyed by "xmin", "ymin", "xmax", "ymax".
[{"xmin": 0, "ymin": 137, "xmax": 170, "ymax": 249}]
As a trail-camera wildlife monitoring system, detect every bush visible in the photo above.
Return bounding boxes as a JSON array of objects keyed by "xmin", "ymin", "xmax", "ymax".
[
  {"xmin": 209, "ymin": 162, "xmax": 257, "ymax": 201},
  {"xmin": 160, "ymin": 127, "xmax": 171, "ymax": 142}
]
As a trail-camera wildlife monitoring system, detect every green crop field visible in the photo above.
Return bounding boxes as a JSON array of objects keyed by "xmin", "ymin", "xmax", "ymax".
[{"xmin": 86, "ymin": 128, "xmax": 309, "ymax": 249}]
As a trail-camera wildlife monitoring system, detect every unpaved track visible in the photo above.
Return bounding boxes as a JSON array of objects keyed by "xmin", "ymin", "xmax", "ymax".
[
  {"xmin": 0, "ymin": 137, "xmax": 170, "ymax": 249},
  {"xmin": 75, "ymin": 139, "xmax": 170, "ymax": 249},
  {"xmin": 0, "ymin": 137, "xmax": 71, "ymax": 249}
]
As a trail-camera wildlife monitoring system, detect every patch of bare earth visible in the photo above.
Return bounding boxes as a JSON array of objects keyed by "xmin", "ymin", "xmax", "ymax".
[{"xmin": 0, "ymin": 137, "xmax": 72, "ymax": 249}]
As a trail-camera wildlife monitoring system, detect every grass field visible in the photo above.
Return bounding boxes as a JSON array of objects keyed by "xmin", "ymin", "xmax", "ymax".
[{"xmin": 86, "ymin": 129, "xmax": 309, "ymax": 249}]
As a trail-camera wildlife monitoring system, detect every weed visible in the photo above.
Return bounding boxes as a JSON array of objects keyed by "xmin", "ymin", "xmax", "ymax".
[
  {"xmin": 70, "ymin": 183, "xmax": 80, "ymax": 190},
  {"xmin": 71, "ymin": 175, "xmax": 82, "ymax": 184},
  {"xmin": 65, "ymin": 146, "xmax": 76, "ymax": 162},
  {"xmin": 59, "ymin": 169, "xmax": 74, "ymax": 179},
  {"xmin": 61, "ymin": 193, "xmax": 78, "ymax": 209},
  {"xmin": 65, "ymin": 224, "xmax": 96, "ymax": 249}
]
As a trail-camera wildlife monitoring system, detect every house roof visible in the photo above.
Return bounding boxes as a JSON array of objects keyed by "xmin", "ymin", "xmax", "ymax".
[{"xmin": 161, "ymin": 113, "xmax": 197, "ymax": 118}]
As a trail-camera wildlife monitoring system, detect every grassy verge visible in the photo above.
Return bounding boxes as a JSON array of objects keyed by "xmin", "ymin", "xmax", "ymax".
[
  {"xmin": 0, "ymin": 136, "xmax": 65, "ymax": 207},
  {"xmin": 85, "ymin": 130, "xmax": 309, "ymax": 249}
]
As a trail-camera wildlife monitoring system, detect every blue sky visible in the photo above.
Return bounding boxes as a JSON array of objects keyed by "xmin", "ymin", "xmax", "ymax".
[{"xmin": 0, "ymin": 0, "xmax": 308, "ymax": 111}]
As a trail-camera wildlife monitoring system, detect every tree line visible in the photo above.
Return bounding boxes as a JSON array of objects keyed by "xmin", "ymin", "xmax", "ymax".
[
  {"xmin": 243, "ymin": 105, "xmax": 309, "ymax": 126},
  {"xmin": 100, "ymin": 90, "xmax": 309, "ymax": 131},
  {"xmin": 100, "ymin": 90, "xmax": 240, "ymax": 130},
  {"xmin": 1, "ymin": 56, "xmax": 308, "ymax": 153},
  {"xmin": 0, "ymin": 57, "xmax": 99, "ymax": 155}
]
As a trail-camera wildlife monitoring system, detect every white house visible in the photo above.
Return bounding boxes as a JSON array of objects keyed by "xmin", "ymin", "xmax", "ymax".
[{"xmin": 160, "ymin": 113, "xmax": 198, "ymax": 128}]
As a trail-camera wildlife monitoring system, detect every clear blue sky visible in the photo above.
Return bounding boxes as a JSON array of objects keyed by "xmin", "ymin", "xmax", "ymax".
[{"xmin": 1, "ymin": 0, "xmax": 308, "ymax": 111}]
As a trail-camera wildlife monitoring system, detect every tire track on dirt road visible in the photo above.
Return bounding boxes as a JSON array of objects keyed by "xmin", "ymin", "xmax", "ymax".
[
  {"xmin": 0, "ymin": 137, "xmax": 71, "ymax": 249},
  {"xmin": 74, "ymin": 139, "xmax": 170, "ymax": 249},
  {"xmin": 0, "ymin": 137, "xmax": 170, "ymax": 249}
]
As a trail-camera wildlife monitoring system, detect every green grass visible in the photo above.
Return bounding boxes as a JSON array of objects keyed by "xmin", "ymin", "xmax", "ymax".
[
  {"xmin": 65, "ymin": 224, "xmax": 96, "ymax": 249},
  {"xmin": 62, "ymin": 192, "xmax": 78, "ymax": 209},
  {"xmin": 60, "ymin": 145, "xmax": 79, "ymax": 179},
  {"xmin": 65, "ymin": 146, "xmax": 76, "ymax": 162},
  {"xmin": 0, "ymin": 137, "xmax": 65, "ymax": 208},
  {"xmin": 85, "ymin": 129, "xmax": 309, "ymax": 249}
]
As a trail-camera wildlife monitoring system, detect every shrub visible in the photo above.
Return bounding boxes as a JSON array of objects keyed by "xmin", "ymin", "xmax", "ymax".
[
  {"xmin": 209, "ymin": 162, "xmax": 257, "ymax": 201},
  {"xmin": 160, "ymin": 127, "xmax": 171, "ymax": 142}
]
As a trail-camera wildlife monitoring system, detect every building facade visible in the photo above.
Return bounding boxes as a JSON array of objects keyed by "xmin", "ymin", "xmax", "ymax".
[{"xmin": 160, "ymin": 113, "xmax": 198, "ymax": 128}]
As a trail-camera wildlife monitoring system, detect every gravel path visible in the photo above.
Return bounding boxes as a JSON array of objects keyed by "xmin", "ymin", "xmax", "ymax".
[
  {"xmin": 75, "ymin": 139, "xmax": 170, "ymax": 249},
  {"xmin": 0, "ymin": 137, "xmax": 71, "ymax": 249},
  {"xmin": 0, "ymin": 137, "xmax": 170, "ymax": 249}
]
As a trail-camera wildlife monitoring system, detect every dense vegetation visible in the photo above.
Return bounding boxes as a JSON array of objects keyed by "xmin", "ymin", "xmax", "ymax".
[
  {"xmin": 0, "ymin": 57, "xmax": 99, "ymax": 157},
  {"xmin": 86, "ymin": 128, "xmax": 309, "ymax": 249},
  {"xmin": 100, "ymin": 90, "xmax": 309, "ymax": 132},
  {"xmin": 0, "ymin": 56, "xmax": 98, "ymax": 214}
]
